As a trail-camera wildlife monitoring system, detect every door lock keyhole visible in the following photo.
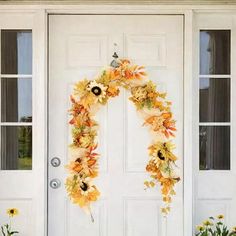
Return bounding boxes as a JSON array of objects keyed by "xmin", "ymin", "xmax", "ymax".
[
  {"xmin": 51, "ymin": 157, "xmax": 61, "ymax": 167},
  {"xmin": 50, "ymin": 179, "xmax": 61, "ymax": 189}
]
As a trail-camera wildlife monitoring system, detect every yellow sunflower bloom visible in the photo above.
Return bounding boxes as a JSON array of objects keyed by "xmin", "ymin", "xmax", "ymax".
[
  {"xmin": 148, "ymin": 141, "xmax": 177, "ymax": 162},
  {"xmin": 7, "ymin": 208, "xmax": 19, "ymax": 217},
  {"xmin": 196, "ymin": 225, "xmax": 205, "ymax": 231},
  {"xmin": 203, "ymin": 220, "xmax": 213, "ymax": 226},
  {"xmin": 217, "ymin": 214, "xmax": 224, "ymax": 220}
]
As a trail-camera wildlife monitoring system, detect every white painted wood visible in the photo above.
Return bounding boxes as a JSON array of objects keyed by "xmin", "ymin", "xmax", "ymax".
[
  {"xmin": 125, "ymin": 34, "xmax": 166, "ymax": 67},
  {"xmin": 0, "ymin": 74, "xmax": 32, "ymax": 78},
  {"xmin": 183, "ymin": 9, "xmax": 194, "ymax": 236},
  {"xmin": 32, "ymin": 10, "xmax": 48, "ymax": 236},
  {"xmin": 0, "ymin": 122, "xmax": 33, "ymax": 126},
  {"xmin": 3, "ymin": 0, "xmax": 236, "ymax": 6},
  {"xmin": 0, "ymin": 11, "xmax": 47, "ymax": 236},
  {"xmin": 199, "ymin": 75, "xmax": 231, "ymax": 78},
  {"xmin": 49, "ymin": 14, "xmax": 183, "ymax": 236},
  {"xmin": 1, "ymin": 4, "xmax": 236, "ymax": 13},
  {"xmin": 194, "ymin": 13, "xmax": 236, "ymax": 230},
  {"xmin": 199, "ymin": 123, "xmax": 231, "ymax": 126}
]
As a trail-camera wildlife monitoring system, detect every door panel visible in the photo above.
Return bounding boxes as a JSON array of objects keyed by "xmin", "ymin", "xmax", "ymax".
[{"xmin": 49, "ymin": 15, "xmax": 183, "ymax": 236}]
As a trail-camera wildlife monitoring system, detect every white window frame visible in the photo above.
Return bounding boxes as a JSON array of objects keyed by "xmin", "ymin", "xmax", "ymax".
[
  {"xmin": 193, "ymin": 12, "xmax": 236, "ymax": 231},
  {"xmin": 0, "ymin": 10, "xmax": 47, "ymax": 236}
]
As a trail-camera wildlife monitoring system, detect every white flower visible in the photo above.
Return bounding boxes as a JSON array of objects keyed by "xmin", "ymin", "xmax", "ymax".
[{"xmin": 87, "ymin": 81, "xmax": 107, "ymax": 102}]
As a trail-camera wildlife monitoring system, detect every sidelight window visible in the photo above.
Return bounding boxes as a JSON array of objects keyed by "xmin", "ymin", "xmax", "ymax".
[
  {"xmin": 199, "ymin": 30, "xmax": 231, "ymax": 170},
  {"xmin": 0, "ymin": 30, "xmax": 32, "ymax": 170}
]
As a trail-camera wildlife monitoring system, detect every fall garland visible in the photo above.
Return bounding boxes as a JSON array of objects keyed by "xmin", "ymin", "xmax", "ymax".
[{"xmin": 66, "ymin": 59, "xmax": 180, "ymax": 218}]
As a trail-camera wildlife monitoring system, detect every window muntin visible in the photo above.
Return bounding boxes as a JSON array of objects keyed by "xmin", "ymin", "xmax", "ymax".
[
  {"xmin": 0, "ymin": 30, "xmax": 32, "ymax": 170},
  {"xmin": 199, "ymin": 30, "xmax": 231, "ymax": 170}
]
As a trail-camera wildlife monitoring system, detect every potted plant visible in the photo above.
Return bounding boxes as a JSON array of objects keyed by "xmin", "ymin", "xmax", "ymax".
[
  {"xmin": 1, "ymin": 208, "xmax": 19, "ymax": 236},
  {"xmin": 196, "ymin": 215, "xmax": 236, "ymax": 236}
]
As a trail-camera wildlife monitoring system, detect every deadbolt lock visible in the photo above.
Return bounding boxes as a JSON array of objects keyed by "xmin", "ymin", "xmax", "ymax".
[
  {"xmin": 51, "ymin": 157, "xmax": 61, "ymax": 167},
  {"xmin": 50, "ymin": 179, "xmax": 61, "ymax": 189}
]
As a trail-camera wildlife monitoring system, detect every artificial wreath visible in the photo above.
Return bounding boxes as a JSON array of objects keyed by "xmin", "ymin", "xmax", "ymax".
[{"xmin": 65, "ymin": 58, "xmax": 180, "ymax": 219}]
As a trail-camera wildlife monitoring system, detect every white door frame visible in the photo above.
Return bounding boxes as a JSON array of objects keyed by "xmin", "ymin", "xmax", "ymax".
[{"xmin": 4, "ymin": 4, "xmax": 236, "ymax": 235}]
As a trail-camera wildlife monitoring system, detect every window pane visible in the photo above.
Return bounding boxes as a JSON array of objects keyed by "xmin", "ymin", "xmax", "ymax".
[
  {"xmin": 200, "ymin": 78, "xmax": 230, "ymax": 122},
  {"xmin": 1, "ymin": 30, "xmax": 32, "ymax": 74},
  {"xmin": 1, "ymin": 126, "xmax": 32, "ymax": 170},
  {"xmin": 199, "ymin": 126, "xmax": 230, "ymax": 170},
  {"xmin": 1, "ymin": 78, "xmax": 32, "ymax": 122},
  {"xmin": 200, "ymin": 30, "xmax": 230, "ymax": 75}
]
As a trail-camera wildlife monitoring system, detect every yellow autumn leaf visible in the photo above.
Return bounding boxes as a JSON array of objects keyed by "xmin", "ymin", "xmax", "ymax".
[
  {"xmin": 161, "ymin": 208, "xmax": 168, "ymax": 214},
  {"xmin": 150, "ymin": 181, "xmax": 155, "ymax": 187},
  {"xmin": 144, "ymin": 181, "xmax": 150, "ymax": 188},
  {"xmin": 170, "ymin": 189, "xmax": 176, "ymax": 195}
]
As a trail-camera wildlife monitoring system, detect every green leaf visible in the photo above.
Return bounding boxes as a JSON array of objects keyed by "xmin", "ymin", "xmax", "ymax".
[
  {"xmin": 10, "ymin": 231, "xmax": 19, "ymax": 235},
  {"xmin": 202, "ymin": 231, "xmax": 208, "ymax": 236},
  {"xmin": 1, "ymin": 226, "xmax": 6, "ymax": 236},
  {"xmin": 216, "ymin": 226, "xmax": 221, "ymax": 234}
]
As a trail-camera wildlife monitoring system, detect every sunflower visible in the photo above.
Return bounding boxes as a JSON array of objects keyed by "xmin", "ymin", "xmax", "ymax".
[
  {"xmin": 87, "ymin": 81, "xmax": 107, "ymax": 103},
  {"xmin": 146, "ymin": 143, "xmax": 179, "ymax": 206},
  {"xmin": 66, "ymin": 176, "xmax": 100, "ymax": 208},
  {"xmin": 79, "ymin": 180, "xmax": 97, "ymax": 196},
  {"xmin": 196, "ymin": 225, "xmax": 205, "ymax": 231},
  {"xmin": 149, "ymin": 141, "xmax": 177, "ymax": 162},
  {"xmin": 147, "ymin": 142, "xmax": 179, "ymax": 181},
  {"xmin": 7, "ymin": 208, "xmax": 19, "ymax": 217},
  {"xmin": 203, "ymin": 220, "xmax": 213, "ymax": 226},
  {"xmin": 75, "ymin": 185, "xmax": 100, "ymax": 208},
  {"xmin": 217, "ymin": 214, "xmax": 224, "ymax": 220}
]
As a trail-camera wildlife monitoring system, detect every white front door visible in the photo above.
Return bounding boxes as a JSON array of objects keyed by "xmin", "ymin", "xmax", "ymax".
[{"xmin": 49, "ymin": 15, "xmax": 183, "ymax": 236}]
